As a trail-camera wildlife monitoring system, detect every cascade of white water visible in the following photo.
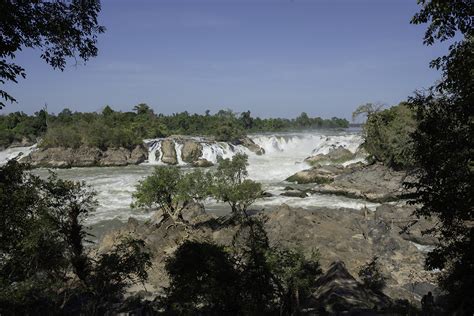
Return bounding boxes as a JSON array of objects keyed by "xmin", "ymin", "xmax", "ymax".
[{"xmin": 0, "ymin": 144, "xmax": 37, "ymax": 165}]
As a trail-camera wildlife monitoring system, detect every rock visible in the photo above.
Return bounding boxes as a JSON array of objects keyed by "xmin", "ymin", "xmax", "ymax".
[
  {"xmin": 72, "ymin": 147, "xmax": 102, "ymax": 167},
  {"xmin": 280, "ymin": 190, "xmax": 308, "ymax": 198},
  {"xmin": 27, "ymin": 147, "xmax": 74, "ymax": 168},
  {"xmin": 305, "ymin": 146, "xmax": 354, "ymax": 165},
  {"xmin": 313, "ymin": 163, "xmax": 414, "ymax": 202},
  {"xmin": 99, "ymin": 202, "xmax": 436, "ymax": 304},
  {"xmin": 260, "ymin": 191, "xmax": 273, "ymax": 198},
  {"xmin": 129, "ymin": 145, "xmax": 148, "ymax": 164},
  {"xmin": 239, "ymin": 137, "xmax": 265, "ymax": 155},
  {"xmin": 22, "ymin": 145, "xmax": 149, "ymax": 168},
  {"xmin": 181, "ymin": 140, "xmax": 202, "ymax": 163},
  {"xmin": 311, "ymin": 261, "xmax": 392, "ymax": 313},
  {"xmin": 181, "ymin": 203, "xmax": 207, "ymax": 223},
  {"xmin": 161, "ymin": 139, "xmax": 178, "ymax": 165},
  {"xmin": 286, "ymin": 165, "xmax": 346, "ymax": 184},
  {"xmin": 100, "ymin": 147, "xmax": 130, "ymax": 166},
  {"xmin": 192, "ymin": 158, "xmax": 214, "ymax": 167}
]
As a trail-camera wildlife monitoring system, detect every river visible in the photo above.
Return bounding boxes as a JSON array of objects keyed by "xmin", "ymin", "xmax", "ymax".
[{"xmin": 1, "ymin": 129, "xmax": 379, "ymax": 229}]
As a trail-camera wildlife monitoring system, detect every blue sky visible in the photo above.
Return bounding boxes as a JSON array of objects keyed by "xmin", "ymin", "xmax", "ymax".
[{"xmin": 2, "ymin": 0, "xmax": 450, "ymax": 119}]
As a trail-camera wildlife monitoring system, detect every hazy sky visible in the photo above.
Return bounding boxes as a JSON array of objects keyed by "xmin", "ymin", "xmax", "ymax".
[{"xmin": 2, "ymin": 0, "xmax": 451, "ymax": 119}]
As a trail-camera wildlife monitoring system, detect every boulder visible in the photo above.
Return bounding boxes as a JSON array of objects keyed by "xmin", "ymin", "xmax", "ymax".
[
  {"xmin": 305, "ymin": 146, "xmax": 354, "ymax": 165},
  {"xmin": 239, "ymin": 137, "xmax": 265, "ymax": 155},
  {"xmin": 181, "ymin": 140, "xmax": 202, "ymax": 163},
  {"xmin": 27, "ymin": 147, "xmax": 74, "ymax": 168},
  {"xmin": 192, "ymin": 158, "xmax": 214, "ymax": 167},
  {"xmin": 286, "ymin": 165, "xmax": 346, "ymax": 184},
  {"xmin": 161, "ymin": 140, "xmax": 178, "ymax": 165},
  {"xmin": 311, "ymin": 261, "xmax": 392, "ymax": 313},
  {"xmin": 313, "ymin": 163, "xmax": 413, "ymax": 202},
  {"xmin": 129, "ymin": 145, "xmax": 148, "ymax": 164},
  {"xmin": 73, "ymin": 147, "xmax": 102, "ymax": 167},
  {"xmin": 280, "ymin": 190, "xmax": 308, "ymax": 198},
  {"xmin": 99, "ymin": 147, "xmax": 130, "ymax": 166}
]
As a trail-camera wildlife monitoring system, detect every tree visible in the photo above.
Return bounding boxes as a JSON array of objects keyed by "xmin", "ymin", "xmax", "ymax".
[
  {"xmin": 0, "ymin": 0, "xmax": 105, "ymax": 108},
  {"xmin": 133, "ymin": 103, "xmax": 154, "ymax": 116},
  {"xmin": 240, "ymin": 110, "xmax": 253, "ymax": 129},
  {"xmin": 407, "ymin": 0, "xmax": 473, "ymax": 313},
  {"xmin": 164, "ymin": 240, "xmax": 243, "ymax": 314},
  {"xmin": 352, "ymin": 102, "xmax": 384, "ymax": 122},
  {"xmin": 267, "ymin": 247, "xmax": 322, "ymax": 314},
  {"xmin": 212, "ymin": 153, "xmax": 262, "ymax": 218},
  {"xmin": 132, "ymin": 166, "xmax": 213, "ymax": 225},
  {"xmin": 0, "ymin": 160, "xmax": 151, "ymax": 314},
  {"xmin": 356, "ymin": 103, "xmax": 417, "ymax": 169}
]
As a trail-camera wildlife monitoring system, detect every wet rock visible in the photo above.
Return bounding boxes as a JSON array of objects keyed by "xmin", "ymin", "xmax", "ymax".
[
  {"xmin": 280, "ymin": 190, "xmax": 308, "ymax": 198},
  {"xmin": 161, "ymin": 139, "xmax": 178, "ymax": 165},
  {"xmin": 181, "ymin": 140, "xmax": 202, "ymax": 163},
  {"xmin": 305, "ymin": 146, "xmax": 354, "ymax": 165},
  {"xmin": 239, "ymin": 137, "xmax": 265, "ymax": 155},
  {"xmin": 192, "ymin": 158, "xmax": 214, "ymax": 167},
  {"xmin": 286, "ymin": 165, "xmax": 345, "ymax": 184}
]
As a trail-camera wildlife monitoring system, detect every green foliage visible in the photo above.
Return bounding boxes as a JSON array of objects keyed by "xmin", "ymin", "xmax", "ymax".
[
  {"xmin": 0, "ymin": 161, "xmax": 151, "ymax": 315},
  {"xmin": 213, "ymin": 153, "xmax": 262, "ymax": 217},
  {"xmin": 164, "ymin": 217, "xmax": 322, "ymax": 315},
  {"xmin": 1, "ymin": 1, "xmax": 105, "ymax": 108},
  {"xmin": 358, "ymin": 257, "xmax": 387, "ymax": 293},
  {"xmin": 132, "ymin": 166, "xmax": 213, "ymax": 223},
  {"xmin": 1, "ymin": 106, "xmax": 349, "ymax": 149},
  {"xmin": 165, "ymin": 240, "xmax": 242, "ymax": 314},
  {"xmin": 355, "ymin": 102, "xmax": 417, "ymax": 169},
  {"xmin": 408, "ymin": 2, "xmax": 473, "ymax": 313}
]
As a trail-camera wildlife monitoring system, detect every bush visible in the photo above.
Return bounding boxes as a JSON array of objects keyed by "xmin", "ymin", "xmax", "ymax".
[{"xmin": 355, "ymin": 103, "xmax": 416, "ymax": 169}]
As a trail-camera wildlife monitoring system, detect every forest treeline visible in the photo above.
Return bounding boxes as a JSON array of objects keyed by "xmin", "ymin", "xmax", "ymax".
[{"xmin": 0, "ymin": 104, "xmax": 349, "ymax": 149}]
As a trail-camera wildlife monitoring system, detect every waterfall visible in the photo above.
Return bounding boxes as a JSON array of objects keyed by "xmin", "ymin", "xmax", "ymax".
[{"xmin": 0, "ymin": 144, "xmax": 37, "ymax": 165}]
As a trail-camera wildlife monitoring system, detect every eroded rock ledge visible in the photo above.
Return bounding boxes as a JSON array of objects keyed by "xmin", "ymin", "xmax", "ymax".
[{"xmin": 20, "ymin": 145, "xmax": 148, "ymax": 168}]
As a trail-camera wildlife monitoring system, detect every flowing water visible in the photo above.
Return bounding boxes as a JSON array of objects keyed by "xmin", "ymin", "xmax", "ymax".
[{"xmin": 1, "ymin": 129, "xmax": 379, "ymax": 227}]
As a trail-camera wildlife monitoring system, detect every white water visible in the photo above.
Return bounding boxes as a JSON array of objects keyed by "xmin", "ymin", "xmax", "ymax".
[
  {"xmin": 2, "ymin": 130, "xmax": 373, "ymax": 225},
  {"xmin": 0, "ymin": 144, "xmax": 37, "ymax": 165}
]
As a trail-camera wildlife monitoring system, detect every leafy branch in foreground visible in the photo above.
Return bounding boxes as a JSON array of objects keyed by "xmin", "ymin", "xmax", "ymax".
[
  {"xmin": 0, "ymin": 0, "xmax": 105, "ymax": 109},
  {"xmin": 0, "ymin": 160, "xmax": 151, "ymax": 315}
]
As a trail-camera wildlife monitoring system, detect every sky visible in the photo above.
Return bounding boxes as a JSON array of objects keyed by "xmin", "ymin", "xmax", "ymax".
[{"xmin": 2, "ymin": 0, "xmax": 452, "ymax": 119}]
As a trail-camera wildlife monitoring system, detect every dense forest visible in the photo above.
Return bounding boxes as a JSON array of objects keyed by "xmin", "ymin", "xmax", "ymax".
[{"xmin": 0, "ymin": 104, "xmax": 349, "ymax": 149}]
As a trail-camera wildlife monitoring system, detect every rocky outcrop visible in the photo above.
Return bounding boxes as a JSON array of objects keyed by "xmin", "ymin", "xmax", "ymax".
[
  {"xmin": 160, "ymin": 139, "xmax": 178, "ymax": 165},
  {"xmin": 310, "ymin": 261, "xmax": 392, "ymax": 313},
  {"xmin": 239, "ymin": 137, "xmax": 265, "ymax": 155},
  {"xmin": 313, "ymin": 163, "xmax": 413, "ymax": 202},
  {"xmin": 21, "ymin": 145, "xmax": 148, "ymax": 168},
  {"xmin": 192, "ymin": 158, "xmax": 214, "ymax": 167},
  {"xmin": 286, "ymin": 165, "xmax": 348, "ymax": 184},
  {"xmin": 305, "ymin": 146, "xmax": 354, "ymax": 165},
  {"xmin": 99, "ymin": 203, "xmax": 436, "ymax": 303},
  {"xmin": 181, "ymin": 140, "xmax": 202, "ymax": 163}
]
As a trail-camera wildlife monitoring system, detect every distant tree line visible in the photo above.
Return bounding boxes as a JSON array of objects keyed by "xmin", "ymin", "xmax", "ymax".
[{"xmin": 0, "ymin": 104, "xmax": 349, "ymax": 149}]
